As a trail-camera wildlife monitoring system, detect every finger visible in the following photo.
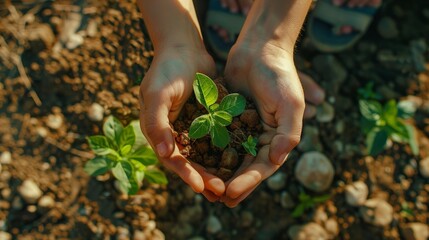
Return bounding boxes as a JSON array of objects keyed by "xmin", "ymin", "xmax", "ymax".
[
  {"xmin": 139, "ymin": 91, "xmax": 175, "ymax": 159},
  {"xmin": 222, "ymin": 184, "xmax": 259, "ymax": 207},
  {"xmin": 225, "ymin": 146, "xmax": 280, "ymax": 199},
  {"xmin": 191, "ymin": 162, "xmax": 226, "ymax": 196},
  {"xmin": 303, "ymin": 104, "xmax": 317, "ymax": 119},
  {"xmin": 202, "ymin": 190, "xmax": 220, "ymax": 202},
  {"xmin": 269, "ymin": 97, "xmax": 304, "ymax": 165},
  {"xmin": 298, "ymin": 72, "xmax": 325, "ymax": 105}
]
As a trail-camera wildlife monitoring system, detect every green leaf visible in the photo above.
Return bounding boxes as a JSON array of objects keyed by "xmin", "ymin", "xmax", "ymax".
[
  {"xmin": 103, "ymin": 116, "xmax": 124, "ymax": 143},
  {"xmin": 189, "ymin": 115, "xmax": 211, "ymax": 139},
  {"xmin": 87, "ymin": 136, "xmax": 119, "ymax": 157},
  {"xmin": 212, "ymin": 110, "xmax": 233, "ymax": 126},
  {"xmin": 388, "ymin": 120, "xmax": 409, "ymax": 143},
  {"xmin": 383, "ymin": 100, "xmax": 398, "ymax": 126},
  {"xmin": 118, "ymin": 125, "xmax": 135, "ymax": 148},
  {"xmin": 312, "ymin": 194, "xmax": 331, "ymax": 203},
  {"xmin": 404, "ymin": 124, "xmax": 419, "ymax": 156},
  {"xmin": 360, "ymin": 117, "xmax": 377, "ymax": 134},
  {"xmin": 359, "ymin": 100, "xmax": 382, "ymax": 121},
  {"xmin": 128, "ymin": 146, "xmax": 158, "ymax": 166},
  {"xmin": 129, "ymin": 120, "xmax": 149, "ymax": 151},
  {"xmin": 219, "ymin": 93, "xmax": 246, "ymax": 117},
  {"xmin": 84, "ymin": 157, "xmax": 112, "ymax": 176},
  {"xmin": 120, "ymin": 145, "xmax": 132, "ymax": 156},
  {"xmin": 144, "ymin": 169, "xmax": 168, "ymax": 184},
  {"xmin": 366, "ymin": 128, "xmax": 388, "ymax": 155},
  {"xmin": 292, "ymin": 204, "xmax": 306, "ymax": 218},
  {"xmin": 210, "ymin": 123, "xmax": 230, "ymax": 148},
  {"xmin": 135, "ymin": 170, "xmax": 145, "ymax": 185},
  {"xmin": 193, "ymin": 73, "xmax": 218, "ymax": 110},
  {"xmin": 111, "ymin": 161, "xmax": 132, "ymax": 194},
  {"xmin": 242, "ymin": 135, "xmax": 258, "ymax": 156},
  {"xmin": 209, "ymin": 103, "xmax": 219, "ymax": 112},
  {"xmin": 131, "ymin": 159, "xmax": 147, "ymax": 171}
]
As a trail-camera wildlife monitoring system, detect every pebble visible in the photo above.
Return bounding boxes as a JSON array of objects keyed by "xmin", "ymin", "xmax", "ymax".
[
  {"xmin": 377, "ymin": 17, "xmax": 399, "ymax": 39},
  {"xmin": 400, "ymin": 223, "xmax": 429, "ymax": 240},
  {"xmin": 295, "ymin": 151, "xmax": 334, "ymax": 192},
  {"xmin": 360, "ymin": 199, "xmax": 393, "ymax": 227},
  {"xmin": 117, "ymin": 226, "xmax": 130, "ymax": 240},
  {"xmin": 206, "ymin": 215, "xmax": 222, "ymax": 234},
  {"xmin": 239, "ymin": 109, "xmax": 260, "ymax": 128},
  {"xmin": 86, "ymin": 19, "xmax": 98, "ymax": 37},
  {"xmin": 220, "ymin": 148, "xmax": 238, "ymax": 169},
  {"xmin": 288, "ymin": 223, "xmax": 328, "ymax": 240},
  {"xmin": 133, "ymin": 230, "xmax": 145, "ymax": 240},
  {"xmin": 0, "ymin": 151, "xmax": 11, "ymax": 164},
  {"xmin": 297, "ymin": 125, "xmax": 323, "ymax": 152},
  {"xmin": 280, "ymin": 191, "xmax": 295, "ymax": 209},
  {"xmin": 325, "ymin": 218, "xmax": 339, "ymax": 239},
  {"xmin": 38, "ymin": 195, "xmax": 55, "ymax": 211},
  {"xmin": 46, "ymin": 114, "xmax": 63, "ymax": 130},
  {"xmin": 87, "ymin": 103, "xmax": 104, "ymax": 122},
  {"xmin": 0, "ymin": 231, "xmax": 11, "ymax": 240},
  {"xmin": 18, "ymin": 179, "xmax": 43, "ymax": 204},
  {"xmin": 316, "ymin": 102, "xmax": 335, "ymax": 123},
  {"xmin": 66, "ymin": 34, "xmax": 84, "ymax": 50},
  {"xmin": 419, "ymin": 157, "xmax": 429, "ymax": 178},
  {"xmin": 313, "ymin": 207, "xmax": 328, "ymax": 224},
  {"xmin": 266, "ymin": 172, "xmax": 287, "ymax": 191},
  {"xmin": 345, "ymin": 181, "xmax": 369, "ymax": 206}
]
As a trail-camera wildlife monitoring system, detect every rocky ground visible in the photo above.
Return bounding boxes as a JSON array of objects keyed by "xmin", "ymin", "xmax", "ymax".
[{"xmin": 0, "ymin": 0, "xmax": 428, "ymax": 239}]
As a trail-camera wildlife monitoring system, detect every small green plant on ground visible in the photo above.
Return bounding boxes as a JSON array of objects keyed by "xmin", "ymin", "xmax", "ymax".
[
  {"xmin": 292, "ymin": 191, "xmax": 330, "ymax": 218},
  {"xmin": 358, "ymin": 82, "xmax": 382, "ymax": 100},
  {"xmin": 189, "ymin": 73, "xmax": 257, "ymax": 156},
  {"xmin": 359, "ymin": 99, "xmax": 418, "ymax": 156},
  {"xmin": 84, "ymin": 116, "xmax": 168, "ymax": 195}
]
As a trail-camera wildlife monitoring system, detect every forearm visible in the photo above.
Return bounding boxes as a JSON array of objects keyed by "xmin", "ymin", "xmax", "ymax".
[
  {"xmin": 137, "ymin": 0, "xmax": 204, "ymax": 51},
  {"xmin": 237, "ymin": 0, "xmax": 312, "ymax": 54}
]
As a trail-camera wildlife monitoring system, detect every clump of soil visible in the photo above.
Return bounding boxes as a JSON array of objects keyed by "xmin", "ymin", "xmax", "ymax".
[{"xmin": 173, "ymin": 78, "xmax": 263, "ymax": 181}]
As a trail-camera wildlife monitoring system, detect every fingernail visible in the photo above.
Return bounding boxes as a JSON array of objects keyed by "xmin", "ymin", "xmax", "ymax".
[
  {"xmin": 277, "ymin": 153, "xmax": 288, "ymax": 165},
  {"xmin": 156, "ymin": 142, "xmax": 168, "ymax": 157}
]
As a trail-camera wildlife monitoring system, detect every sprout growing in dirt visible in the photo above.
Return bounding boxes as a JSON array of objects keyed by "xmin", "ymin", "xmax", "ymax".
[
  {"xmin": 359, "ymin": 99, "xmax": 418, "ymax": 156},
  {"xmin": 292, "ymin": 191, "xmax": 330, "ymax": 218},
  {"xmin": 84, "ymin": 116, "xmax": 167, "ymax": 195},
  {"xmin": 189, "ymin": 73, "xmax": 258, "ymax": 157},
  {"xmin": 242, "ymin": 135, "xmax": 258, "ymax": 156}
]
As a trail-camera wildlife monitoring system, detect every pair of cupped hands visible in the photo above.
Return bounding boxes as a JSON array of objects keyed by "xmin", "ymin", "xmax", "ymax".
[{"xmin": 139, "ymin": 42, "xmax": 324, "ymax": 207}]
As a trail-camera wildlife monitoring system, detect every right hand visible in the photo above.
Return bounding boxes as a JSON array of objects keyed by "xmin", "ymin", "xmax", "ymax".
[{"xmin": 139, "ymin": 47, "xmax": 224, "ymax": 200}]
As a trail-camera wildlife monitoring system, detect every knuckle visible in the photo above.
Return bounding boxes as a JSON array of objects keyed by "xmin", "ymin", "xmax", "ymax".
[{"xmin": 287, "ymin": 134, "xmax": 301, "ymax": 149}]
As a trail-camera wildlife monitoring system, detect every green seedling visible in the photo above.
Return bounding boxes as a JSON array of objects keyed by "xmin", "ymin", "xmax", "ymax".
[
  {"xmin": 242, "ymin": 135, "xmax": 258, "ymax": 156},
  {"xmin": 358, "ymin": 82, "xmax": 382, "ymax": 100},
  {"xmin": 359, "ymin": 99, "xmax": 418, "ymax": 156},
  {"xmin": 84, "ymin": 116, "xmax": 168, "ymax": 195},
  {"xmin": 292, "ymin": 191, "xmax": 330, "ymax": 218},
  {"xmin": 189, "ymin": 73, "xmax": 257, "ymax": 155}
]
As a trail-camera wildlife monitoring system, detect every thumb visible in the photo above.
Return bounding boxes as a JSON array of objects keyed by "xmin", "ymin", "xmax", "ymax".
[{"xmin": 139, "ymin": 97, "xmax": 175, "ymax": 158}]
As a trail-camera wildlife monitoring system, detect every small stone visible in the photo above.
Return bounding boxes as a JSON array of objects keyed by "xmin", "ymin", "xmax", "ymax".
[
  {"xmin": 280, "ymin": 191, "xmax": 295, "ymax": 209},
  {"xmin": 133, "ymin": 230, "xmax": 145, "ymax": 240},
  {"xmin": 288, "ymin": 223, "xmax": 328, "ymax": 240},
  {"xmin": 377, "ymin": 17, "xmax": 399, "ymax": 39},
  {"xmin": 206, "ymin": 215, "xmax": 222, "ymax": 234},
  {"xmin": 313, "ymin": 207, "xmax": 328, "ymax": 224},
  {"xmin": 86, "ymin": 19, "xmax": 98, "ymax": 37},
  {"xmin": 419, "ymin": 157, "xmax": 429, "ymax": 178},
  {"xmin": 46, "ymin": 114, "xmax": 63, "ymax": 130},
  {"xmin": 316, "ymin": 102, "xmax": 335, "ymax": 123},
  {"xmin": 87, "ymin": 103, "xmax": 104, "ymax": 122},
  {"xmin": 297, "ymin": 125, "xmax": 323, "ymax": 152},
  {"xmin": 220, "ymin": 148, "xmax": 238, "ymax": 169},
  {"xmin": 66, "ymin": 34, "xmax": 84, "ymax": 50},
  {"xmin": 360, "ymin": 199, "xmax": 393, "ymax": 227},
  {"xmin": 295, "ymin": 151, "xmax": 334, "ymax": 192},
  {"xmin": 117, "ymin": 226, "xmax": 130, "ymax": 240},
  {"xmin": 0, "ymin": 231, "xmax": 11, "ymax": 240},
  {"xmin": 266, "ymin": 172, "xmax": 287, "ymax": 191},
  {"xmin": 0, "ymin": 152, "xmax": 11, "ymax": 164},
  {"xmin": 325, "ymin": 218, "xmax": 339, "ymax": 239},
  {"xmin": 239, "ymin": 109, "xmax": 260, "ymax": 128},
  {"xmin": 36, "ymin": 127, "xmax": 48, "ymax": 138},
  {"xmin": 27, "ymin": 24, "xmax": 55, "ymax": 51},
  {"xmin": 240, "ymin": 211, "xmax": 254, "ymax": 227},
  {"xmin": 38, "ymin": 195, "xmax": 55, "ymax": 211},
  {"xmin": 401, "ymin": 223, "xmax": 429, "ymax": 240},
  {"xmin": 18, "ymin": 180, "xmax": 43, "ymax": 204},
  {"xmin": 1, "ymin": 188, "xmax": 11, "ymax": 199},
  {"xmin": 345, "ymin": 181, "xmax": 369, "ymax": 206}
]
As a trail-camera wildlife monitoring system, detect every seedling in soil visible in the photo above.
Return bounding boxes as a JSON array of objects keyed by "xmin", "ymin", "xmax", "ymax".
[
  {"xmin": 292, "ymin": 191, "xmax": 330, "ymax": 218},
  {"xmin": 358, "ymin": 82, "xmax": 382, "ymax": 100},
  {"xmin": 84, "ymin": 116, "xmax": 167, "ymax": 195},
  {"xmin": 359, "ymin": 99, "xmax": 418, "ymax": 156},
  {"xmin": 189, "ymin": 73, "xmax": 258, "ymax": 156},
  {"xmin": 242, "ymin": 135, "xmax": 258, "ymax": 156}
]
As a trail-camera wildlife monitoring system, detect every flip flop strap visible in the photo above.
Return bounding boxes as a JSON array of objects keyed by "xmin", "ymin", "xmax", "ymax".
[{"xmin": 313, "ymin": 1, "xmax": 373, "ymax": 32}]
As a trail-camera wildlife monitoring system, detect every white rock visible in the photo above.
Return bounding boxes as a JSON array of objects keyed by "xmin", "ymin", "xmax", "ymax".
[
  {"xmin": 280, "ymin": 191, "xmax": 295, "ymax": 209},
  {"xmin": 295, "ymin": 151, "xmax": 334, "ymax": 192},
  {"xmin": 401, "ymin": 223, "xmax": 429, "ymax": 240},
  {"xmin": 360, "ymin": 199, "xmax": 393, "ymax": 227},
  {"xmin": 87, "ymin": 103, "xmax": 104, "ymax": 122},
  {"xmin": 419, "ymin": 157, "xmax": 429, "ymax": 178},
  {"xmin": 313, "ymin": 207, "xmax": 328, "ymax": 224},
  {"xmin": 66, "ymin": 34, "xmax": 84, "ymax": 50},
  {"xmin": 133, "ymin": 230, "xmax": 145, "ymax": 240},
  {"xmin": 0, "ymin": 152, "xmax": 11, "ymax": 164},
  {"xmin": 18, "ymin": 180, "xmax": 43, "ymax": 204},
  {"xmin": 288, "ymin": 223, "xmax": 328, "ymax": 240},
  {"xmin": 86, "ymin": 19, "xmax": 98, "ymax": 37},
  {"xmin": 0, "ymin": 231, "xmax": 11, "ymax": 240},
  {"xmin": 46, "ymin": 114, "xmax": 63, "ymax": 130},
  {"xmin": 206, "ymin": 215, "xmax": 222, "ymax": 234},
  {"xmin": 36, "ymin": 126, "xmax": 48, "ymax": 138},
  {"xmin": 325, "ymin": 218, "xmax": 339, "ymax": 239},
  {"xmin": 267, "ymin": 172, "xmax": 287, "ymax": 191},
  {"xmin": 38, "ymin": 195, "xmax": 55, "ymax": 210},
  {"xmin": 345, "ymin": 181, "xmax": 369, "ymax": 206},
  {"xmin": 316, "ymin": 102, "xmax": 335, "ymax": 123}
]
